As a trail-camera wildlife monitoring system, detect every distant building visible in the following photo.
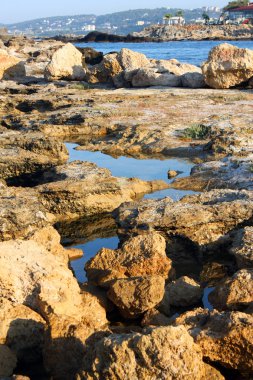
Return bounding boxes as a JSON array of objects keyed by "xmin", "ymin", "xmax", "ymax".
[
  {"xmin": 163, "ymin": 16, "xmax": 185, "ymax": 25},
  {"xmin": 226, "ymin": 2, "xmax": 253, "ymax": 22},
  {"xmin": 82, "ymin": 24, "xmax": 96, "ymax": 31}
]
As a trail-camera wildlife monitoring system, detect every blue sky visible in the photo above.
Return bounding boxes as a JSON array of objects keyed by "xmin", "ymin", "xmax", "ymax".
[{"xmin": 2, "ymin": 0, "xmax": 226, "ymax": 24}]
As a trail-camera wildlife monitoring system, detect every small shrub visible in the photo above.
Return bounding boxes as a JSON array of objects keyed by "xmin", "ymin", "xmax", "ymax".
[{"xmin": 182, "ymin": 124, "xmax": 210, "ymax": 140}]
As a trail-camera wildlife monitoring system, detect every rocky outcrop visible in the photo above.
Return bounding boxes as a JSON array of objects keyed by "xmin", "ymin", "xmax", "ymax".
[
  {"xmin": 0, "ymin": 130, "xmax": 68, "ymax": 184},
  {"xmin": 45, "ymin": 43, "xmax": 86, "ymax": 81},
  {"xmin": 133, "ymin": 24, "xmax": 253, "ymax": 41},
  {"xmin": 85, "ymin": 232, "xmax": 172, "ymax": 287},
  {"xmin": 37, "ymin": 161, "xmax": 168, "ymax": 221},
  {"xmin": 77, "ymin": 326, "xmax": 217, "ymax": 380},
  {"xmin": 174, "ymin": 309, "xmax": 253, "ymax": 375},
  {"xmin": 107, "ymin": 276, "xmax": 165, "ymax": 319},
  {"xmin": 209, "ymin": 269, "xmax": 253, "ymax": 311},
  {"xmin": 202, "ymin": 43, "xmax": 253, "ymax": 89},
  {"xmin": 230, "ymin": 227, "xmax": 253, "ymax": 269},
  {"xmin": 0, "ymin": 48, "xmax": 25, "ymax": 80},
  {"xmin": 171, "ymin": 156, "xmax": 253, "ymax": 192},
  {"xmin": 85, "ymin": 49, "xmax": 204, "ymax": 88},
  {"xmin": 116, "ymin": 190, "xmax": 253, "ymax": 247}
]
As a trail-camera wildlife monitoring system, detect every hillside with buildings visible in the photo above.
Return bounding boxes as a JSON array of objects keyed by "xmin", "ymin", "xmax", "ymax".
[{"xmin": 4, "ymin": 7, "xmax": 222, "ymax": 37}]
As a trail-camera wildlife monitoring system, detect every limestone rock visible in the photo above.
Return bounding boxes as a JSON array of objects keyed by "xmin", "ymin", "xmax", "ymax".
[
  {"xmin": 0, "ymin": 186, "xmax": 54, "ymax": 242},
  {"xmin": 172, "ymin": 156, "xmax": 253, "ymax": 192},
  {"xmin": 141, "ymin": 308, "xmax": 171, "ymax": 326},
  {"xmin": 107, "ymin": 276, "xmax": 165, "ymax": 319},
  {"xmin": 132, "ymin": 68, "xmax": 181, "ymax": 87},
  {"xmin": 119, "ymin": 48, "xmax": 150, "ymax": 71},
  {"xmin": 0, "ymin": 236, "xmax": 107, "ymax": 379},
  {"xmin": 230, "ymin": 227, "xmax": 253, "ymax": 269},
  {"xmin": 181, "ymin": 72, "xmax": 206, "ymax": 88},
  {"xmin": 85, "ymin": 232, "xmax": 172, "ymax": 287},
  {"xmin": 45, "ymin": 43, "xmax": 86, "ymax": 81},
  {"xmin": 175, "ymin": 309, "xmax": 253, "ymax": 374},
  {"xmin": 116, "ymin": 190, "xmax": 253, "ymax": 246},
  {"xmin": 209, "ymin": 269, "xmax": 253, "ymax": 311},
  {"xmin": 86, "ymin": 53, "xmax": 122, "ymax": 84},
  {"xmin": 0, "ymin": 299, "xmax": 45, "ymax": 364},
  {"xmin": 152, "ymin": 58, "xmax": 202, "ymax": 76},
  {"xmin": 37, "ymin": 161, "xmax": 168, "ymax": 221},
  {"xmin": 42, "ymin": 288, "xmax": 108, "ymax": 379},
  {"xmin": 0, "ymin": 49, "xmax": 25, "ymax": 80},
  {"xmin": 164, "ymin": 276, "xmax": 203, "ymax": 307},
  {"xmin": 202, "ymin": 43, "xmax": 253, "ymax": 89},
  {"xmin": 0, "ymin": 345, "xmax": 17, "ymax": 377},
  {"xmin": 77, "ymin": 326, "xmax": 210, "ymax": 380},
  {"xmin": 77, "ymin": 47, "xmax": 103, "ymax": 65}
]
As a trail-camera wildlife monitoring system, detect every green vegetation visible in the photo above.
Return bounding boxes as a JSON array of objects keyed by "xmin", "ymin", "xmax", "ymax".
[
  {"xmin": 182, "ymin": 124, "xmax": 211, "ymax": 140},
  {"xmin": 164, "ymin": 13, "xmax": 173, "ymax": 20},
  {"xmin": 176, "ymin": 10, "xmax": 184, "ymax": 17},
  {"xmin": 202, "ymin": 13, "xmax": 210, "ymax": 24},
  {"xmin": 224, "ymin": 0, "xmax": 248, "ymax": 11}
]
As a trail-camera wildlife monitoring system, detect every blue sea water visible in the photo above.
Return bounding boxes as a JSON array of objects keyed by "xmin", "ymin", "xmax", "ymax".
[{"xmin": 76, "ymin": 40, "xmax": 253, "ymax": 66}]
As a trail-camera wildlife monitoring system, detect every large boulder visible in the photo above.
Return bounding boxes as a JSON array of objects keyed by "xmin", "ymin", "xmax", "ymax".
[
  {"xmin": 209, "ymin": 269, "xmax": 253, "ymax": 311},
  {"xmin": 202, "ymin": 43, "xmax": 253, "ymax": 89},
  {"xmin": 230, "ymin": 227, "xmax": 253, "ymax": 269},
  {"xmin": 77, "ymin": 325, "xmax": 222, "ymax": 380},
  {"xmin": 85, "ymin": 53, "xmax": 122, "ymax": 84},
  {"xmin": 85, "ymin": 232, "xmax": 172, "ymax": 287},
  {"xmin": 0, "ymin": 49, "xmax": 25, "ymax": 80},
  {"xmin": 107, "ymin": 276, "xmax": 165, "ymax": 319},
  {"xmin": 119, "ymin": 48, "xmax": 150, "ymax": 72},
  {"xmin": 45, "ymin": 43, "xmax": 86, "ymax": 81}
]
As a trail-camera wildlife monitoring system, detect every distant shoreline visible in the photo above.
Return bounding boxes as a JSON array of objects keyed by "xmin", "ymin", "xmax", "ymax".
[{"xmin": 50, "ymin": 27, "xmax": 253, "ymax": 44}]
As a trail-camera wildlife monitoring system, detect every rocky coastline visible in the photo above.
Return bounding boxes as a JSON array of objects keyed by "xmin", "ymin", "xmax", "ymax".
[
  {"xmin": 133, "ymin": 24, "xmax": 253, "ymax": 41},
  {"xmin": 0, "ymin": 35, "xmax": 252, "ymax": 380},
  {"xmin": 54, "ymin": 25, "xmax": 253, "ymax": 44}
]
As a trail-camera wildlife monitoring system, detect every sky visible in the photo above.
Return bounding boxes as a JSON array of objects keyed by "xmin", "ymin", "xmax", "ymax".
[{"xmin": 1, "ymin": 0, "xmax": 227, "ymax": 24}]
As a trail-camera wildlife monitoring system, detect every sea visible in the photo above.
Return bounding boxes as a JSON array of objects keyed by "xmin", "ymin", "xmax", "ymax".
[{"xmin": 76, "ymin": 40, "xmax": 253, "ymax": 66}]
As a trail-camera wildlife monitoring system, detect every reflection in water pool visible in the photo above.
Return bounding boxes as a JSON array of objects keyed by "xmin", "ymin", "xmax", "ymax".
[
  {"xmin": 70, "ymin": 236, "xmax": 119, "ymax": 283},
  {"xmin": 202, "ymin": 287, "xmax": 215, "ymax": 311},
  {"xmin": 66, "ymin": 143, "xmax": 196, "ymax": 201},
  {"xmin": 65, "ymin": 142, "xmax": 199, "ymax": 285}
]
